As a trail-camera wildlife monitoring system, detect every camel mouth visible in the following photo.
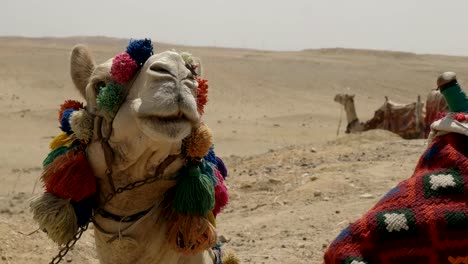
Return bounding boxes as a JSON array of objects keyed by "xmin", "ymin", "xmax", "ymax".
[
  {"xmin": 137, "ymin": 109, "xmax": 198, "ymax": 124},
  {"xmin": 135, "ymin": 111, "xmax": 194, "ymax": 141},
  {"xmin": 142, "ymin": 112, "xmax": 191, "ymax": 124}
]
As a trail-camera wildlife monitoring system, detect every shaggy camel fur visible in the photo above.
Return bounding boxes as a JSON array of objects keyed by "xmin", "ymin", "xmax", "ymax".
[{"xmin": 70, "ymin": 45, "xmax": 218, "ymax": 264}]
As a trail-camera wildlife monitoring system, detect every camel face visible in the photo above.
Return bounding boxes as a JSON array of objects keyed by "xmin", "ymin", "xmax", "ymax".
[
  {"xmin": 71, "ymin": 47, "xmax": 200, "ymax": 144},
  {"xmin": 130, "ymin": 51, "xmax": 200, "ymax": 142}
]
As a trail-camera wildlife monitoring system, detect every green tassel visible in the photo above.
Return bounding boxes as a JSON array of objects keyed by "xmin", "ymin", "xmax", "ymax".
[
  {"xmin": 174, "ymin": 165, "xmax": 215, "ymax": 216},
  {"xmin": 199, "ymin": 161, "xmax": 218, "ymax": 186},
  {"xmin": 96, "ymin": 82, "xmax": 124, "ymax": 115},
  {"xmin": 43, "ymin": 145, "xmax": 70, "ymax": 167}
]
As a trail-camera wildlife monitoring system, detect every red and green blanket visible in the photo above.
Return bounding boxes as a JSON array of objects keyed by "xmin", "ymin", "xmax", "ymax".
[{"xmin": 324, "ymin": 132, "xmax": 468, "ymax": 264}]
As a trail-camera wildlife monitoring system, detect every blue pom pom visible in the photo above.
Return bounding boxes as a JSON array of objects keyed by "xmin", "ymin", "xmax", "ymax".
[
  {"xmin": 216, "ymin": 157, "xmax": 228, "ymax": 179},
  {"xmin": 126, "ymin": 38, "xmax": 153, "ymax": 66},
  {"xmin": 204, "ymin": 147, "xmax": 217, "ymax": 165},
  {"xmin": 60, "ymin": 109, "xmax": 75, "ymax": 135},
  {"xmin": 71, "ymin": 196, "xmax": 95, "ymax": 227}
]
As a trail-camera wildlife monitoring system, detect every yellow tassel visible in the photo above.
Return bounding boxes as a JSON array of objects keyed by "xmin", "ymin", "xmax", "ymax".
[
  {"xmin": 50, "ymin": 132, "xmax": 75, "ymax": 150},
  {"xmin": 207, "ymin": 211, "xmax": 216, "ymax": 228},
  {"xmin": 222, "ymin": 251, "xmax": 240, "ymax": 264}
]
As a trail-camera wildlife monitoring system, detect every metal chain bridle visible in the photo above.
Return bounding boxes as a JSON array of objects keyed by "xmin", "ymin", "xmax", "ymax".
[{"xmin": 48, "ymin": 224, "xmax": 89, "ymax": 264}]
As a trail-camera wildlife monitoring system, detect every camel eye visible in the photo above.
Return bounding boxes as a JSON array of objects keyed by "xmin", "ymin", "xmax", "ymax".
[{"xmin": 95, "ymin": 81, "xmax": 106, "ymax": 92}]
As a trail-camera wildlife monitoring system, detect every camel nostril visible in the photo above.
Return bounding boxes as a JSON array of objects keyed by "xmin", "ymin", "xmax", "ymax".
[{"xmin": 149, "ymin": 62, "xmax": 174, "ymax": 76}]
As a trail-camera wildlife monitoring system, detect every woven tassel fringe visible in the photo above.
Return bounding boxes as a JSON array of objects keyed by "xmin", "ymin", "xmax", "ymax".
[
  {"xmin": 173, "ymin": 165, "xmax": 215, "ymax": 216},
  {"xmin": 42, "ymin": 150, "xmax": 96, "ymax": 202},
  {"xmin": 29, "ymin": 193, "xmax": 78, "ymax": 245},
  {"xmin": 166, "ymin": 214, "xmax": 217, "ymax": 255}
]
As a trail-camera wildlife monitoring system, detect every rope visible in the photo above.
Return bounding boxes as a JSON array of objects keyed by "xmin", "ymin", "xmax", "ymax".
[{"xmin": 336, "ymin": 106, "xmax": 344, "ymax": 137}]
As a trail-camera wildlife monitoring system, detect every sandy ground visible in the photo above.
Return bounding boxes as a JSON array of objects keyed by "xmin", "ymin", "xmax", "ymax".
[{"xmin": 1, "ymin": 37, "xmax": 468, "ymax": 263}]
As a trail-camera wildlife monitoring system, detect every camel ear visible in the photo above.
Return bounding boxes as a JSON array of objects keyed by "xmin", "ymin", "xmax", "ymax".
[
  {"xmin": 192, "ymin": 57, "xmax": 202, "ymax": 76},
  {"xmin": 70, "ymin": 45, "xmax": 95, "ymax": 98},
  {"xmin": 351, "ymin": 94, "xmax": 355, "ymax": 99}
]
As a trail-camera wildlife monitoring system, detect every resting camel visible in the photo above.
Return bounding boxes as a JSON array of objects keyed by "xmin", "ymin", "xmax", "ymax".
[
  {"xmin": 334, "ymin": 93, "xmax": 428, "ymax": 139},
  {"xmin": 334, "ymin": 94, "xmax": 366, "ymax": 133},
  {"xmin": 325, "ymin": 72, "xmax": 468, "ymax": 263},
  {"xmin": 30, "ymin": 39, "xmax": 237, "ymax": 264}
]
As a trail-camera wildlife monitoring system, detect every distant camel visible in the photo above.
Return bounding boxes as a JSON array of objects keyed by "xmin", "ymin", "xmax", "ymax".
[
  {"xmin": 334, "ymin": 94, "xmax": 366, "ymax": 133},
  {"xmin": 334, "ymin": 94, "xmax": 426, "ymax": 139}
]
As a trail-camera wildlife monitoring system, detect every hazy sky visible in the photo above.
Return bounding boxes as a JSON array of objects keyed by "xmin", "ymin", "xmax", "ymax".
[{"xmin": 2, "ymin": 0, "xmax": 468, "ymax": 55}]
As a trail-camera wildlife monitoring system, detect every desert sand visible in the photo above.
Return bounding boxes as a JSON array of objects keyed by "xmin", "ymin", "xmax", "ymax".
[{"xmin": 1, "ymin": 37, "xmax": 468, "ymax": 263}]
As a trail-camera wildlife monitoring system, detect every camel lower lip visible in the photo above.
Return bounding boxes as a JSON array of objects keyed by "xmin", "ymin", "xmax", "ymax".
[{"xmin": 141, "ymin": 115, "xmax": 190, "ymax": 125}]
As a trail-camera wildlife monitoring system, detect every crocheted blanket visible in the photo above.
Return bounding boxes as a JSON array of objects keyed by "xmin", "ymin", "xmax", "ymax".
[{"xmin": 324, "ymin": 132, "xmax": 468, "ymax": 264}]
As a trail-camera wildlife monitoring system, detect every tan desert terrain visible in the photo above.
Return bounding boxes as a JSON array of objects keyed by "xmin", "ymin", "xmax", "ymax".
[{"xmin": 1, "ymin": 37, "xmax": 468, "ymax": 263}]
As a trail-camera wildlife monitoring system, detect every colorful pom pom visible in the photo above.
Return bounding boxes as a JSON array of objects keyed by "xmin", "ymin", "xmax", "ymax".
[
  {"xmin": 454, "ymin": 112, "xmax": 467, "ymax": 122},
  {"xmin": 111, "ymin": 52, "xmax": 138, "ymax": 84},
  {"xmin": 216, "ymin": 157, "xmax": 228, "ymax": 179},
  {"xmin": 180, "ymin": 52, "xmax": 194, "ymax": 65},
  {"xmin": 59, "ymin": 100, "xmax": 83, "ymax": 121},
  {"xmin": 96, "ymin": 82, "xmax": 124, "ymax": 116},
  {"xmin": 213, "ymin": 169, "xmax": 229, "ymax": 216},
  {"xmin": 196, "ymin": 77, "xmax": 209, "ymax": 114},
  {"xmin": 42, "ymin": 150, "xmax": 96, "ymax": 202},
  {"xmin": 49, "ymin": 132, "xmax": 75, "ymax": 150},
  {"xmin": 29, "ymin": 193, "xmax": 78, "ymax": 245},
  {"xmin": 173, "ymin": 165, "xmax": 215, "ymax": 216},
  {"xmin": 71, "ymin": 195, "xmax": 95, "ymax": 227},
  {"xmin": 60, "ymin": 108, "xmax": 75, "ymax": 135},
  {"xmin": 126, "ymin": 38, "xmax": 153, "ymax": 66},
  {"xmin": 69, "ymin": 109, "xmax": 94, "ymax": 142},
  {"xmin": 184, "ymin": 123, "xmax": 213, "ymax": 159}
]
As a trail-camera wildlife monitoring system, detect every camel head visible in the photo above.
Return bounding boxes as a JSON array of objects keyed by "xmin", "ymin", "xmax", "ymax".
[
  {"xmin": 334, "ymin": 93, "xmax": 355, "ymax": 106},
  {"xmin": 70, "ymin": 44, "xmax": 202, "ymax": 144}
]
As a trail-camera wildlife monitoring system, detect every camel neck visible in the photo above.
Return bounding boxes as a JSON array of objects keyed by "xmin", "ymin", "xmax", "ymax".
[{"xmin": 344, "ymin": 100, "xmax": 359, "ymax": 124}]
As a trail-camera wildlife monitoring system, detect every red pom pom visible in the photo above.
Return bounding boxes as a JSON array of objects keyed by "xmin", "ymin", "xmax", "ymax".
[
  {"xmin": 213, "ymin": 169, "xmax": 228, "ymax": 216},
  {"xmin": 59, "ymin": 100, "xmax": 83, "ymax": 121},
  {"xmin": 111, "ymin": 53, "xmax": 138, "ymax": 84},
  {"xmin": 42, "ymin": 150, "xmax": 96, "ymax": 202},
  {"xmin": 454, "ymin": 113, "xmax": 466, "ymax": 122},
  {"xmin": 196, "ymin": 77, "xmax": 209, "ymax": 114}
]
